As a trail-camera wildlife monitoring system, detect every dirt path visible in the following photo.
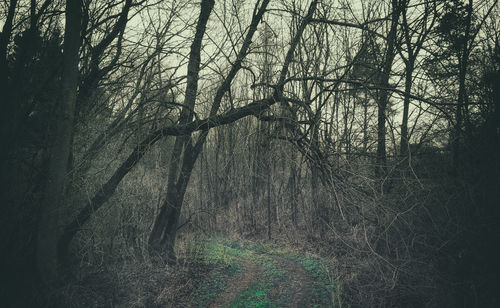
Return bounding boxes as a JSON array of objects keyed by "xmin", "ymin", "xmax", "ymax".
[
  {"xmin": 209, "ymin": 260, "xmax": 262, "ymax": 307},
  {"xmin": 271, "ymin": 257, "xmax": 314, "ymax": 307},
  {"xmin": 194, "ymin": 239, "xmax": 333, "ymax": 307}
]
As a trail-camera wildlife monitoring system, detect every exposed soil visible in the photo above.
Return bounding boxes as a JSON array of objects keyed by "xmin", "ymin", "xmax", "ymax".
[
  {"xmin": 193, "ymin": 239, "xmax": 332, "ymax": 307},
  {"xmin": 272, "ymin": 257, "xmax": 315, "ymax": 307},
  {"xmin": 209, "ymin": 260, "xmax": 263, "ymax": 307}
]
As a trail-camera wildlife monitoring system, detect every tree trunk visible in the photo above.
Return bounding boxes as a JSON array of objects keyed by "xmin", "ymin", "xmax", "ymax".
[
  {"xmin": 400, "ymin": 59, "xmax": 414, "ymax": 158},
  {"xmin": 452, "ymin": 0, "xmax": 472, "ymax": 172},
  {"xmin": 311, "ymin": 164, "xmax": 320, "ymax": 236},
  {"xmin": 0, "ymin": 0, "xmax": 20, "ymax": 165},
  {"xmin": 267, "ymin": 168, "xmax": 272, "ymax": 240},
  {"xmin": 453, "ymin": 54, "xmax": 469, "ymax": 172},
  {"xmin": 375, "ymin": 0, "xmax": 401, "ymax": 178},
  {"xmin": 289, "ymin": 157, "xmax": 299, "ymax": 227},
  {"xmin": 148, "ymin": 0, "xmax": 215, "ymax": 263},
  {"xmin": 363, "ymin": 98, "xmax": 368, "ymax": 154},
  {"xmin": 376, "ymin": 89, "xmax": 388, "ymax": 177},
  {"xmin": 37, "ymin": 0, "xmax": 81, "ymax": 283}
]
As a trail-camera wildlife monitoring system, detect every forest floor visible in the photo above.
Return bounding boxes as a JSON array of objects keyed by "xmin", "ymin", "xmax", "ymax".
[{"xmin": 188, "ymin": 237, "xmax": 338, "ymax": 307}]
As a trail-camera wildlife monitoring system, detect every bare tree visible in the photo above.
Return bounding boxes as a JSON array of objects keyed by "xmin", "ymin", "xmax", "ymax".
[
  {"xmin": 36, "ymin": 0, "xmax": 82, "ymax": 283},
  {"xmin": 398, "ymin": 0, "xmax": 436, "ymax": 159}
]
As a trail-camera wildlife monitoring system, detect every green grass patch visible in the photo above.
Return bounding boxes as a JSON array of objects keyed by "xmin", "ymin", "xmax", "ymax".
[
  {"xmin": 295, "ymin": 255, "xmax": 336, "ymax": 307},
  {"xmin": 193, "ymin": 239, "xmax": 250, "ymax": 307},
  {"xmin": 192, "ymin": 264, "xmax": 239, "ymax": 307},
  {"xmin": 230, "ymin": 282, "xmax": 275, "ymax": 308},
  {"xmin": 229, "ymin": 252, "xmax": 291, "ymax": 307},
  {"xmin": 203, "ymin": 239, "xmax": 252, "ymax": 270},
  {"xmin": 260, "ymin": 248, "xmax": 338, "ymax": 307}
]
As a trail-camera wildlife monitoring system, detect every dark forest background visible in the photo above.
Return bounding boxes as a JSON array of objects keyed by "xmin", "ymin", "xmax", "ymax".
[{"xmin": 1, "ymin": 0, "xmax": 499, "ymax": 306}]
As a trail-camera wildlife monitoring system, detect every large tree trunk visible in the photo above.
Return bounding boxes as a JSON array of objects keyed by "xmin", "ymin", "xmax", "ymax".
[
  {"xmin": 148, "ymin": 0, "xmax": 274, "ymax": 263},
  {"xmin": 148, "ymin": 142, "xmax": 198, "ymax": 264},
  {"xmin": 148, "ymin": 0, "xmax": 215, "ymax": 264},
  {"xmin": 37, "ymin": 0, "xmax": 81, "ymax": 283}
]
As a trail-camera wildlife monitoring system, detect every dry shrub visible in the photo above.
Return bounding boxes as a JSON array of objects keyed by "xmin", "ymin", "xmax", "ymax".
[
  {"xmin": 316, "ymin": 173, "xmax": 457, "ymax": 307},
  {"xmin": 53, "ymin": 232, "xmax": 210, "ymax": 307}
]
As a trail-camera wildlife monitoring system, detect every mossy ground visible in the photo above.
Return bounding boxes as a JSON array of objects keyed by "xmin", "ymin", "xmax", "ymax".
[{"xmin": 191, "ymin": 237, "xmax": 339, "ymax": 307}]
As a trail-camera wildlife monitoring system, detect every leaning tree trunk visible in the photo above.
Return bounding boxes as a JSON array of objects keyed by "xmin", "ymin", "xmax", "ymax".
[
  {"xmin": 148, "ymin": 140, "xmax": 199, "ymax": 264},
  {"xmin": 148, "ymin": 0, "xmax": 310, "ymax": 264},
  {"xmin": 148, "ymin": 0, "xmax": 215, "ymax": 264},
  {"xmin": 37, "ymin": 0, "xmax": 81, "ymax": 283}
]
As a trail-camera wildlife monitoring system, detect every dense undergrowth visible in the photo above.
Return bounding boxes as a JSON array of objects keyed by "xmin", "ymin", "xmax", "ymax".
[
  {"xmin": 42, "ymin": 163, "xmax": 499, "ymax": 308},
  {"xmin": 52, "ymin": 235, "xmax": 338, "ymax": 307}
]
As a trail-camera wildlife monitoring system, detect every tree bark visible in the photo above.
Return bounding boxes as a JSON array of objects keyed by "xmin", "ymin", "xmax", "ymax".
[
  {"xmin": 148, "ymin": 0, "xmax": 215, "ymax": 264},
  {"xmin": 400, "ymin": 59, "xmax": 413, "ymax": 158},
  {"xmin": 267, "ymin": 168, "xmax": 272, "ymax": 240},
  {"xmin": 452, "ymin": 1, "xmax": 472, "ymax": 172},
  {"xmin": 0, "ymin": 0, "xmax": 19, "ymax": 165},
  {"xmin": 37, "ymin": 0, "xmax": 81, "ymax": 282}
]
